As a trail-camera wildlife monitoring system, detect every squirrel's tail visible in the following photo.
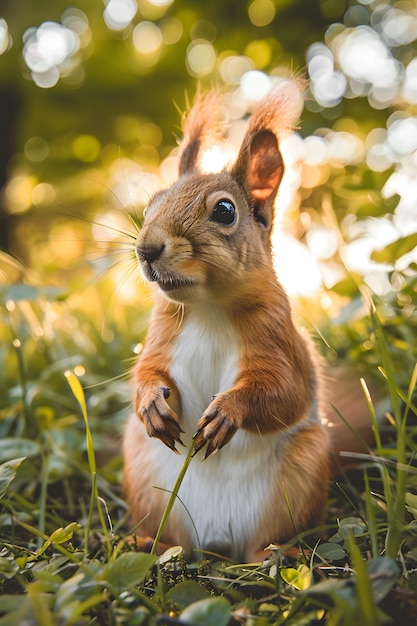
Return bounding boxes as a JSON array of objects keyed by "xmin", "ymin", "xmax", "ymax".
[{"xmin": 323, "ymin": 363, "xmax": 389, "ymax": 477}]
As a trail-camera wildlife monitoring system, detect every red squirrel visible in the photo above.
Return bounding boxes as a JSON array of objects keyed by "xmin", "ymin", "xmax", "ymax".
[{"xmin": 123, "ymin": 81, "xmax": 368, "ymax": 561}]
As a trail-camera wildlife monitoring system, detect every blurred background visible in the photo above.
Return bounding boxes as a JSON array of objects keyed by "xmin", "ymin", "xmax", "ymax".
[{"xmin": 0, "ymin": 0, "xmax": 416, "ymax": 431}]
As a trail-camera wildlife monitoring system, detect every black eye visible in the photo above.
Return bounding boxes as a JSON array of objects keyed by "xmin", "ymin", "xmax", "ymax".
[{"xmin": 210, "ymin": 199, "xmax": 236, "ymax": 225}]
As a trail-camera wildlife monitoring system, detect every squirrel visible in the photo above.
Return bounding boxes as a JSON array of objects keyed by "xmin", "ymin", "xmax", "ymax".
[{"xmin": 122, "ymin": 81, "xmax": 377, "ymax": 562}]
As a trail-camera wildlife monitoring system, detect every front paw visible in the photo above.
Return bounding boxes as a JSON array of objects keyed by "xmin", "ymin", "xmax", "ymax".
[
  {"xmin": 193, "ymin": 395, "xmax": 238, "ymax": 459},
  {"xmin": 137, "ymin": 385, "xmax": 184, "ymax": 452}
]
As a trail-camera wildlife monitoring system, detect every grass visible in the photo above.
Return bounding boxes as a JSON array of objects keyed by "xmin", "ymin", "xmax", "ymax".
[{"xmin": 1, "ymin": 251, "xmax": 417, "ymax": 625}]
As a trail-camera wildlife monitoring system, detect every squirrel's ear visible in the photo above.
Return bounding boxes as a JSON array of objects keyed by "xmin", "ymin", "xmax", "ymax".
[
  {"xmin": 232, "ymin": 128, "xmax": 284, "ymax": 228},
  {"xmin": 232, "ymin": 80, "xmax": 304, "ymax": 230},
  {"xmin": 178, "ymin": 90, "xmax": 223, "ymax": 177},
  {"xmin": 245, "ymin": 129, "xmax": 284, "ymax": 201}
]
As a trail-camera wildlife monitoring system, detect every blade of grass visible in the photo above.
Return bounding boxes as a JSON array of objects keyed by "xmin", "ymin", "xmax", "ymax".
[
  {"xmin": 360, "ymin": 378, "xmax": 382, "ymax": 454},
  {"xmin": 37, "ymin": 448, "xmax": 49, "ymax": 550},
  {"xmin": 404, "ymin": 363, "xmax": 417, "ymax": 423},
  {"xmin": 363, "ymin": 472, "xmax": 379, "ymax": 559},
  {"xmin": 65, "ymin": 370, "xmax": 106, "ymax": 550},
  {"xmin": 150, "ymin": 441, "xmax": 195, "ymax": 556},
  {"xmin": 369, "ymin": 303, "xmax": 407, "ymax": 559},
  {"xmin": 330, "ymin": 402, "xmax": 372, "ymax": 455},
  {"xmin": 349, "ymin": 536, "xmax": 379, "ymax": 626}
]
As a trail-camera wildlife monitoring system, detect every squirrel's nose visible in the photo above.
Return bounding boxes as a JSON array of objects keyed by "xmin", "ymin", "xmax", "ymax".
[{"xmin": 136, "ymin": 243, "xmax": 165, "ymax": 264}]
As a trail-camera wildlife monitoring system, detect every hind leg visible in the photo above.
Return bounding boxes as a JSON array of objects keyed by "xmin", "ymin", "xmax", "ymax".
[{"xmin": 245, "ymin": 423, "xmax": 330, "ymax": 561}]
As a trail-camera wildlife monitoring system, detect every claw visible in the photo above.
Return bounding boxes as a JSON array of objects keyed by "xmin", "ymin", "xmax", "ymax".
[
  {"xmin": 157, "ymin": 431, "xmax": 181, "ymax": 454},
  {"xmin": 203, "ymin": 439, "xmax": 219, "ymax": 459},
  {"xmin": 139, "ymin": 387, "xmax": 184, "ymax": 451},
  {"xmin": 192, "ymin": 432, "xmax": 206, "ymax": 455}
]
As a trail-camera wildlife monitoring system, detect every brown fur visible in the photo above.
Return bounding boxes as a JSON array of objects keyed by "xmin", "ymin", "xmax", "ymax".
[{"xmin": 124, "ymin": 81, "xmax": 335, "ymax": 561}]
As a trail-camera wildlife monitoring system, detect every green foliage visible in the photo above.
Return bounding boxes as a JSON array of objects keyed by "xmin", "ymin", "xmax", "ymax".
[{"xmin": 1, "ymin": 281, "xmax": 416, "ymax": 623}]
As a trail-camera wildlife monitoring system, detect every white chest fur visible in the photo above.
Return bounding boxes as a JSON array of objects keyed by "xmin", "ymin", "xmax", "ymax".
[
  {"xmin": 171, "ymin": 305, "xmax": 240, "ymax": 434},
  {"xmin": 148, "ymin": 305, "xmax": 281, "ymax": 558}
]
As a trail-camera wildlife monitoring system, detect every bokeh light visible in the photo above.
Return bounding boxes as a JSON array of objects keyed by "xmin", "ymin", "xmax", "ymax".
[
  {"xmin": 22, "ymin": 11, "xmax": 90, "ymax": 88},
  {"xmin": 0, "ymin": 18, "xmax": 12, "ymax": 54},
  {"xmin": 146, "ymin": 0, "xmax": 174, "ymax": 6},
  {"xmin": 381, "ymin": 5, "xmax": 417, "ymax": 46},
  {"xmin": 186, "ymin": 39, "xmax": 216, "ymax": 77},
  {"xmin": 103, "ymin": 0, "xmax": 138, "ymax": 30},
  {"xmin": 240, "ymin": 70, "xmax": 271, "ymax": 102},
  {"xmin": 133, "ymin": 21, "xmax": 163, "ymax": 56},
  {"xmin": 159, "ymin": 16, "xmax": 183, "ymax": 44},
  {"xmin": 219, "ymin": 55, "xmax": 253, "ymax": 84},
  {"xmin": 338, "ymin": 27, "xmax": 401, "ymax": 89},
  {"xmin": 2, "ymin": 0, "xmax": 417, "ymax": 306},
  {"xmin": 248, "ymin": 0, "xmax": 276, "ymax": 27},
  {"xmin": 24, "ymin": 137, "xmax": 50, "ymax": 163}
]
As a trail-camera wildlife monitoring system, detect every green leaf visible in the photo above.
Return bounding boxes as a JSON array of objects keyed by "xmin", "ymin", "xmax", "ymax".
[
  {"xmin": 316, "ymin": 542, "xmax": 346, "ymax": 561},
  {"xmin": 330, "ymin": 277, "xmax": 360, "ymax": 297},
  {"xmin": 371, "ymin": 232, "xmax": 417, "ymax": 264},
  {"xmin": 167, "ymin": 580, "xmax": 211, "ymax": 610},
  {"xmin": 0, "ymin": 438, "xmax": 40, "ymax": 463},
  {"xmin": 349, "ymin": 536, "xmax": 378, "ymax": 624},
  {"xmin": 65, "ymin": 371, "xmax": 88, "ymax": 426},
  {"xmin": 0, "ymin": 284, "xmax": 42, "ymax": 302},
  {"xmin": 35, "ymin": 522, "xmax": 82, "ymax": 558},
  {"xmin": 405, "ymin": 493, "xmax": 417, "ymax": 519},
  {"xmin": 302, "ymin": 575, "xmax": 353, "ymax": 604},
  {"xmin": 0, "ymin": 283, "xmax": 67, "ymax": 302},
  {"xmin": 0, "ymin": 457, "xmax": 26, "ymax": 499},
  {"xmin": 49, "ymin": 522, "xmax": 82, "ymax": 545},
  {"xmin": 0, "ymin": 557, "xmax": 19, "ymax": 579},
  {"xmin": 102, "ymin": 552, "xmax": 157, "ymax": 595},
  {"xmin": 0, "ymin": 596, "xmax": 30, "ymax": 626},
  {"xmin": 180, "ymin": 597, "xmax": 231, "ymax": 626},
  {"xmin": 281, "ymin": 565, "xmax": 311, "ymax": 590},
  {"xmin": 367, "ymin": 557, "xmax": 398, "ymax": 603},
  {"xmin": 54, "ymin": 571, "xmax": 98, "ymax": 612},
  {"xmin": 336, "ymin": 517, "xmax": 367, "ymax": 540}
]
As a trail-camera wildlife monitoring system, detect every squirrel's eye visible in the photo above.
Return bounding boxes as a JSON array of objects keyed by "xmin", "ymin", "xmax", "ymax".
[{"xmin": 210, "ymin": 199, "xmax": 236, "ymax": 226}]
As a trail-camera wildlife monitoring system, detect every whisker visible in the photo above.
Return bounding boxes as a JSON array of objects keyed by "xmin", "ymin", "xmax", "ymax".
[{"xmin": 84, "ymin": 369, "xmax": 133, "ymax": 389}]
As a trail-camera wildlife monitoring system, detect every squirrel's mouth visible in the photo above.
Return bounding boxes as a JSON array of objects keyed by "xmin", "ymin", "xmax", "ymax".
[
  {"xmin": 140, "ymin": 263, "xmax": 197, "ymax": 292},
  {"xmin": 157, "ymin": 277, "xmax": 196, "ymax": 292}
]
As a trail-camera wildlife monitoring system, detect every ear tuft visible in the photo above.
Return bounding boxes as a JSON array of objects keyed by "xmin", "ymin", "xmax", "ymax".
[
  {"xmin": 178, "ymin": 90, "xmax": 224, "ymax": 177},
  {"xmin": 231, "ymin": 79, "xmax": 304, "ymax": 233},
  {"xmin": 246, "ymin": 78, "xmax": 305, "ymax": 137}
]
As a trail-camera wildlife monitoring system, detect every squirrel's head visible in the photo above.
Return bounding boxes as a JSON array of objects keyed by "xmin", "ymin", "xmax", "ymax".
[{"xmin": 136, "ymin": 81, "xmax": 304, "ymax": 305}]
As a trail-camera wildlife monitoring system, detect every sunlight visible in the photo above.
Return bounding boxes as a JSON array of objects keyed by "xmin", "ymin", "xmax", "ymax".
[
  {"xmin": 338, "ymin": 27, "xmax": 401, "ymax": 89},
  {"xmin": 106, "ymin": 159, "xmax": 160, "ymax": 209},
  {"xmin": 186, "ymin": 39, "xmax": 216, "ymax": 77},
  {"xmin": 219, "ymin": 55, "xmax": 253, "ymax": 85},
  {"xmin": 200, "ymin": 144, "xmax": 235, "ymax": 174},
  {"xmin": 160, "ymin": 16, "xmax": 183, "ymax": 45},
  {"xmin": 92, "ymin": 212, "xmax": 129, "ymax": 245},
  {"xmin": 273, "ymin": 231, "xmax": 322, "ymax": 297},
  {"xmin": 133, "ymin": 21, "xmax": 162, "ymax": 55},
  {"xmin": 381, "ymin": 6, "xmax": 417, "ymax": 46},
  {"xmin": 0, "ymin": 18, "xmax": 12, "ymax": 54},
  {"xmin": 22, "ymin": 14, "xmax": 89, "ymax": 88},
  {"xmin": 240, "ymin": 70, "xmax": 271, "ymax": 102},
  {"xmin": 146, "ymin": 0, "xmax": 174, "ymax": 6},
  {"xmin": 403, "ymin": 58, "xmax": 417, "ymax": 103},
  {"xmin": 103, "ymin": 0, "xmax": 137, "ymax": 30},
  {"xmin": 5, "ymin": 175, "xmax": 36, "ymax": 214},
  {"xmin": 307, "ymin": 42, "xmax": 346, "ymax": 107},
  {"xmin": 248, "ymin": 0, "xmax": 276, "ymax": 27}
]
